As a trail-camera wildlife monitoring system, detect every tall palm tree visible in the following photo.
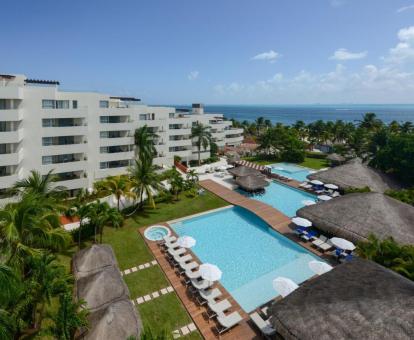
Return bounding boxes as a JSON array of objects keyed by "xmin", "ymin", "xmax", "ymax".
[
  {"xmin": 129, "ymin": 158, "xmax": 162, "ymax": 210},
  {"xmin": 134, "ymin": 125, "xmax": 158, "ymax": 160},
  {"xmin": 95, "ymin": 176, "xmax": 136, "ymax": 211},
  {"xmin": 11, "ymin": 170, "xmax": 67, "ymax": 199},
  {"xmin": 86, "ymin": 201, "xmax": 123, "ymax": 243},
  {"xmin": 0, "ymin": 195, "xmax": 70, "ymax": 268},
  {"xmin": 169, "ymin": 167, "xmax": 185, "ymax": 200},
  {"xmin": 191, "ymin": 122, "xmax": 211, "ymax": 165},
  {"xmin": 357, "ymin": 113, "xmax": 382, "ymax": 131}
]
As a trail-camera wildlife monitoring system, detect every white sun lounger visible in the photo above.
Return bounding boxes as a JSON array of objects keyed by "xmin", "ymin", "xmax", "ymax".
[
  {"xmin": 185, "ymin": 269, "xmax": 201, "ymax": 280},
  {"xmin": 163, "ymin": 235, "xmax": 176, "ymax": 243},
  {"xmin": 215, "ymin": 311, "xmax": 243, "ymax": 335},
  {"xmin": 165, "ymin": 240, "xmax": 179, "ymax": 249},
  {"xmin": 197, "ymin": 288, "xmax": 222, "ymax": 305},
  {"xmin": 312, "ymin": 235, "xmax": 328, "ymax": 247},
  {"xmin": 168, "ymin": 247, "xmax": 186, "ymax": 257},
  {"xmin": 207, "ymin": 299, "xmax": 232, "ymax": 318},
  {"xmin": 191, "ymin": 278, "xmax": 212, "ymax": 290},
  {"xmin": 318, "ymin": 240, "xmax": 334, "ymax": 252},
  {"xmin": 179, "ymin": 261, "xmax": 198, "ymax": 272},
  {"xmin": 250, "ymin": 312, "xmax": 277, "ymax": 339},
  {"xmin": 174, "ymin": 253, "xmax": 192, "ymax": 264}
]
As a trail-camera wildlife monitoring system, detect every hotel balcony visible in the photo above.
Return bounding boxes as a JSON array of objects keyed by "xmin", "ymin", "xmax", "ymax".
[
  {"xmin": 168, "ymin": 127, "xmax": 191, "ymax": 136},
  {"xmin": 0, "ymin": 109, "xmax": 24, "ymax": 121},
  {"xmin": 0, "ymin": 129, "xmax": 23, "ymax": 143},
  {"xmin": 168, "ymin": 138, "xmax": 192, "ymax": 147},
  {"xmin": 99, "ymin": 136, "xmax": 134, "ymax": 147},
  {"xmin": 0, "ymin": 174, "xmax": 18, "ymax": 189},
  {"xmin": 0, "ymin": 150, "xmax": 22, "ymax": 167},
  {"xmin": 41, "ymin": 143, "xmax": 88, "ymax": 156},
  {"xmin": 42, "ymin": 126, "xmax": 88, "ymax": 137},
  {"xmin": 99, "ymin": 151, "xmax": 134, "ymax": 162},
  {"xmin": 40, "ymin": 107, "xmax": 88, "ymax": 119},
  {"xmin": 0, "ymin": 86, "xmax": 23, "ymax": 99},
  {"xmin": 225, "ymin": 135, "xmax": 244, "ymax": 145},
  {"xmin": 41, "ymin": 156, "xmax": 87, "ymax": 174},
  {"xmin": 54, "ymin": 177, "xmax": 88, "ymax": 190},
  {"xmin": 99, "ymin": 122, "xmax": 134, "ymax": 131}
]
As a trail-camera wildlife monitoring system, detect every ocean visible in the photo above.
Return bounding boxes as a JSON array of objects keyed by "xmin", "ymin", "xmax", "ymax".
[{"xmin": 174, "ymin": 104, "xmax": 414, "ymax": 126}]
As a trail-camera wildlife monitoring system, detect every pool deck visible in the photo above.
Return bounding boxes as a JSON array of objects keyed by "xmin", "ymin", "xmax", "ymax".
[
  {"xmin": 139, "ymin": 226, "xmax": 260, "ymax": 340},
  {"xmin": 200, "ymin": 179, "xmax": 292, "ymax": 233}
]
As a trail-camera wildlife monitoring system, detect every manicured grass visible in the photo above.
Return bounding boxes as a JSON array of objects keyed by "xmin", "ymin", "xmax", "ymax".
[
  {"xmin": 137, "ymin": 293, "xmax": 193, "ymax": 334},
  {"xmin": 242, "ymin": 156, "xmax": 275, "ymax": 165},
  {"xmin": 299, "ymin": 157, "xmax": 329, "ymax": 170},
  {"xmin": 123, "ymin": 266, "xmax": 169, "ymax": 299}
]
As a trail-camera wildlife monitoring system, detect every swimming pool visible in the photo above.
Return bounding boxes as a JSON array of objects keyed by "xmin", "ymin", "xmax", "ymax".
[
  {"xmin": 238, "ymin": 181, "xmax": 317, "ymax": 217},
  {"xmin": 170, "ymin": 206, "xmax": 321, "ymax": 312},
  {"xmin": 270, "ymin": 162, "xmax": 313, "ymax": 182}
]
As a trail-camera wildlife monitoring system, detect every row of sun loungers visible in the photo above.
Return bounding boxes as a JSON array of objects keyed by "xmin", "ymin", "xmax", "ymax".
[
  {"xmin": 158, "ymin": 235, "xmax": 243, "ymax": 336},
  {"xmin": 299, "ymin": 181, "xmax": 341, "ymax": 198}
]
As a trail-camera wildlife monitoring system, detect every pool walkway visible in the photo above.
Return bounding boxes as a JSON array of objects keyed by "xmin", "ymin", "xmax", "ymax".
[
  {"xmin": 139, "ymin": 226, "xmax": 260, "ymax": 340},
  {"xmin": 199, "ymin": 180, "xmax": 292, "ymax": 233}
]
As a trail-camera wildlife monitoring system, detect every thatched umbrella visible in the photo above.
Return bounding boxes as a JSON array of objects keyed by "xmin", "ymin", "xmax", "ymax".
[
  {"xmin": 236, "ymin": 175, "xmax": 269, "ymax": 192},
  {"xmin": 297, "ymin": 192, "xmax": 414, "ymax": 245},
  {"xmin": 73, "ymin": 244, "xmax": 117, "ymax": 279},
  {"xmin": 75, "ymin": 266, "xmax": 129, "ymax": 312},
  {"xmin": 307, "ymin": 158, "xmax": 399, "ymax": 193},
  {"xmin": 326, "ymin": 153, "xmax": 345, "ymax": 165},
  {"xmin": 228, "ymin": 165, "xmax": 261, "ymax": 177},
  {"xmin": 269, "ymin": 258, "xmax": 414, "ymax": 340},
  {"xmin": 226, "ymin": 151, "xmax": 241, "ymax": 165},
  {"xmin": 79, "ymin": 299, "xmax": 142, "ymax": 340}
]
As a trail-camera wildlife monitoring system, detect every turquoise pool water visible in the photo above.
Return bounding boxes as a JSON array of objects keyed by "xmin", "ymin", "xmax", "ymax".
[
  {"xmin": 238, "ymin": 181, "xmax": 317, "ymax": 217},
  {"xmin": 170, "ymin": 207, "xmax": 321, "ymax": 312},
  {"xmin": 271, "ymin": 162, "xmax": 313, "ymax": 182}
]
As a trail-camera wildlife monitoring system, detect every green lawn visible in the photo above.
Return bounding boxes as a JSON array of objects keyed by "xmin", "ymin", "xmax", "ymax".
[
  {"xmin": 299, "ymin": 157, "xmax": 329, "ymax": 170},
  {"xmin": 243, "ymin": 156, "xmax": 329, "ymax": 170},
  {"xmin": 124, "ymin": 266, "xmax": 169, "ymax": 299}
]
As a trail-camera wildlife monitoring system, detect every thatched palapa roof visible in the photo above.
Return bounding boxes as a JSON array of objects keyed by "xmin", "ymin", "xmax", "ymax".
[
  {"xmin": 228, "ymin": 165, "xmax": 261, "ymax": 177},
  {"xmin": 73, "ymin": 244, "xmax": 117, "ymax": 279},
  {"xmin": 236, "ymin": 175, "xmax": 269, "ymax": 191},
  {"xmin": 270, "ymin": 258, "xmax": 414, "ymax": 340},
  {"xmin": 326, "ymin": 153, "xmax": 345, "ymax": 163},
  {"xmin": 297, "ymin": 192, "xmax": 414, "ymax": 244},
  {"xmin": 76, "ymin": 266, "xmax": 129, "ymax": 312},
  {"xmin": 80, "ymin": 299, "xmax": 142, "ymax": 340},
  {"xmin": 307, "ymin": 158, "xmax": 399, "ymax": 193}
]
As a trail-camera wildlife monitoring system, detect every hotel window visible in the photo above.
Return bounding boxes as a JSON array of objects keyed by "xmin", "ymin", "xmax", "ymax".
[
  {"xmin": 72, "ymin": 100, "xmax": 78, "ymax": 109},
  {"xmin": 100, "ymin": 116, "xmax": 110, "ymax": 123},
  {"xmin": 139, "ymin": 114, "xmax": 147, "ymax": 121},
  {"xmin": 42, "ymin": 100, "xmax": 55, "ymax": 109},
  {"xmin": 100, "ymin": 162, "xmax": 108, "ymax": 169},
  {"xmin": 42, "ymin": 156, "xmax": 53, "ymax": 165},
  {"xmin": 42, "ymin": 137, "xmax": 53, "ymax": 146},
  {"xmin": 56, "ymin": 100, "xmax": 69, "ymax": 109},
  {"xmin": 42, "ymin": 119, "xmax": 53, "ymax": 127},
  {"xmin": 169, "ymin": 113, "xmax": 174, "ymax": 118},
  {"xmin": 99, "ymin": 100, "xmax": 109, "ymax": 108},
  {"xmin": 100, "ymin": 131, "xmax": 109, "ymax": 138}
]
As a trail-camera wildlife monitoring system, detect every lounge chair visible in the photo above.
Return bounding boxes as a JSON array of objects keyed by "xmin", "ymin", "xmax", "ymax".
[
  {"xmin": 312, "ymin": 235, "xmax": 328, "ymax": 248},
  {"xmin": 168, "ymin": 247, "xmax": 186, "ymax": 257},
  {"xmin": 331, "ymin": 191, "xmax": 340, "ymax": 198},
  {"xmin": 173, "ymin": 253, "xmax": 192, "ymax": 265},
  {"xmin": 250, "ymin": 312, "xmax": 277, "ymax": 339},
  {"xmin": 185, "ymin": 269, "xmax": 201, "ymax": 281},
  {"xmin": 294, "ymin": 226, "xmax": 306, "ymax": 236},
  {"xmin": 301, "ymin": 230, "xmax": 317, "ymax": 242},
  {"xmin": 299, "ymin": 182, "xmax": 308, "ymax": 187},
  {"xmin": 304, "ymin": 184, "xmax": 313, "ymax": 189},
  {"xmin": 339, "ymin": 253, "xmax": 354, "ymax": 263},
  {"xmin": 196, "ymin": 287, "xmax": 222, "ymax": 305},
  {"xmin": 206, "ymin": 299, "xmax": 232, "ymax": 319},
  {"xmin": 164, "ymin": 240, "xmax": 180, "ymax": 250},
  {"xmin": 318, "ymin": 240, "xmax": 334, "ymax": 252},
  {"xmin": 178, "ymin": 261, "xmax": 198, "ymax": 274},
  {"xmin": 191, "ymin": 278, "xmax": 212, "ymax": 290},
  {"xmin": 214, "ymin": 311, "xmax": 243, "ymax": 335}
]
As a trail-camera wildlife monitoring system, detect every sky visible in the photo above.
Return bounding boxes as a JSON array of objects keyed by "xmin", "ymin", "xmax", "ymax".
[{"xmin": 1, "ymin": 0, "xmax": 414, "ymax": 104}]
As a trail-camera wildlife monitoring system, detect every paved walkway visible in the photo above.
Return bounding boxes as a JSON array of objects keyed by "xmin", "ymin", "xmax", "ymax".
[{"xmin": 200, "ymin": 179, "xmax": 292, "ymax": 233}]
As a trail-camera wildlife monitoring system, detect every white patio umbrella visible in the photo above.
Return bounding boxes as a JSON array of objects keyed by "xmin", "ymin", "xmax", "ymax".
[
  {"xmin": 302, "ymin": 199, "xmax": 316, "ymax": 206},
  {"xmin": 308, "ymin": 260, "xmax": 333, "ymax": 275},
  {"xmin": 324, "ymin": 183, "xmax": 339, "ymax": 190},
  {"xmin": 291, "ymin": 217, "xmax": 312, "ymax": 227},
  {"xmin": 273, "ymin": 277, "xmax": 299, "ymax": 297},
  {"xmin": 310, "ymin": 180, "xmax": 324, "ymax": 185},
  {"xmin": 177, "ymin": 236, "xmax": 196, "ymax": 248},
  {"xmin": 318, "ymin": 195, "xmax": 332, "ymax": 201},
  {"xmin": 199, "ymin": 263, "xmax": 222, "ymax": 282},
  {"xmin": 330, "ymin": 237, "xmax": 356, "ymax": 251}
]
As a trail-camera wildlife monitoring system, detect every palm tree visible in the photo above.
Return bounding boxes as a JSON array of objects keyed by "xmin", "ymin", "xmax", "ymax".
[
  {"xmin": 357, "ymin": 113, "xmax": 382, "ymax": 131},
  {"xmin": 86, "ymin": 201, "xmax": 123, "ymax": 243},
  {"xmin": 191, "ymin": 122, "xmax": 211, "ymax": 165},
  {"xmin": 12, "ymin": 170, "xmax": 67, "ymax": 199},
  {"xmin": 129, "ymin": 157, "xmax": 162, "ymax": 210},
  {"xmin": 169, "ymin": 167, "xmax": 185, "ymax": 200},
  {"xmin": 134, "ymin": 125, "xmax": 158, "ymax": 160},
  {"xmin": 0, "ymin": 195, "xmax": 70, "ymax": 268},
  {"xmin": 95, "ymin": 176, "xmax": 136, "ymax": 211}
]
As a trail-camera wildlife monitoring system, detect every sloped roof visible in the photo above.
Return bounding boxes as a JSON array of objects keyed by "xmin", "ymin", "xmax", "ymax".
[
  {"xmin": 73, "ymin": 244, "xmax": 117, "ymax": 279},
  {"xmin": 236, "ymin": 175, "xmax": 269, "ymax": 191},
  {"xmin": 75, "ymin": 266, "xmax": 129, "ymax": 312},
  {"xmin": 297, "ymin": 192, "xmax": 414, "ymax": 245},
  {"xmin": 80, "ymin": 299, "xmax": 142, "ymax": 340},
  {"xmin": 270, "ymin": 258, "xmax": 414, "ymax": 340},
  {"xmin": 228, "ymin": 165, "xmax": 261, "ymax": 177},
  {"xmin": 307, "ymin": 158, "xmax": 399, "ymax": 193}
]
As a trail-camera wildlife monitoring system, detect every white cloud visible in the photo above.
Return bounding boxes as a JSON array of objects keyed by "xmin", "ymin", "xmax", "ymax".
[
  {"xmin": 387, "ymin": 26, "xmax": 414, "ymax": 64},
  {"xmin": 188, "ymin": 71, "xmax": 199, "ymax": 80},
  {"xmin": 396, "ymin": 4, "xmax": 414, "ymax": 13},
  {"xmin": 252, "ymin": 50, "xmax": 280, "ymax": 63},
  {"xmin": 330, "ymin": 48, "xmax": 367, "ymax": 61}
]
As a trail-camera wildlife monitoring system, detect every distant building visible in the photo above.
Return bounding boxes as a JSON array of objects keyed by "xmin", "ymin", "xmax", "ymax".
[{"xmin": 0, "ymin": 74, "xmax": 243, "ymax": 198}]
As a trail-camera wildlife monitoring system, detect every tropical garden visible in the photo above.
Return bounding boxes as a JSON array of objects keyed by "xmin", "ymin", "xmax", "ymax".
[{"xmin": 0, "ymin": 124, "xmax": 226, "ymax": 339}]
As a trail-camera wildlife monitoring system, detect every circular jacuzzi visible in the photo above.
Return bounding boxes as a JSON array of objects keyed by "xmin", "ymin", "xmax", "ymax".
[{"xmin": 144, "ymin": 225, "xmax": 171, "ymax": 241}]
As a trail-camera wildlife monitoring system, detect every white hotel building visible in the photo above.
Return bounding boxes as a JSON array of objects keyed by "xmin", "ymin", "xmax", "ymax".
[{"xmin": 0, "ymin": 74, "xmax": 243, "ymax": 197}]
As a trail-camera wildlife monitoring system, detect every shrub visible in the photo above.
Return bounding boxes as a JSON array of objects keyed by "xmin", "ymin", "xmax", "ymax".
[
  {"xmin": 344, "ymin": 186, "xmax": 371, "ymax": 194},
  {"xmin": 173, "ymin": 155, "xmax": 182, "ymax": 163},
  {"xmin": 385, "ymin": 188, "xmax": 414, "ymax": 206}
]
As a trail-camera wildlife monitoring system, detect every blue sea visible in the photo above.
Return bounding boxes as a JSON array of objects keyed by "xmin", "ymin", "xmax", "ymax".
[{"xmin": 174, "ymin": 104, "xmax": 414, "ymax": 125}]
